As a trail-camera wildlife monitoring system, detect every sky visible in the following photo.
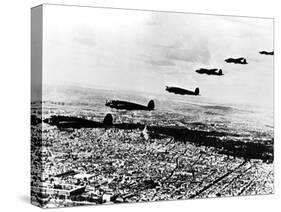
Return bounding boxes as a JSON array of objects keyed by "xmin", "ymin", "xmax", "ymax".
[{"xmin": 43, "ymin": 5, "xmax": 274, "ymax": 108}]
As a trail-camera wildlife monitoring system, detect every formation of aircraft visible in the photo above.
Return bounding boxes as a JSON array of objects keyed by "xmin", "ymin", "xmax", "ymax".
[
  {"xmin": 39, "ymin": 50, "xmax": 273, "ymax": 116},
  {"xmin": 101, "ymin": 50, "xmax": 274, "ymax": 107}
]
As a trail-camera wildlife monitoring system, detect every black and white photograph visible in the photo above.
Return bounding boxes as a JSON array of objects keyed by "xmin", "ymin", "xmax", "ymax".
[{"xmin": 31, "ymin": 4, "xmax": 274, "ymax": 208}]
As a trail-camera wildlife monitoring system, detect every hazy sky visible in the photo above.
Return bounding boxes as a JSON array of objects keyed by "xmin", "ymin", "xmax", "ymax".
[{"xmin": 43, "ymin": 5, "xmax": 274, "ymax": 107}]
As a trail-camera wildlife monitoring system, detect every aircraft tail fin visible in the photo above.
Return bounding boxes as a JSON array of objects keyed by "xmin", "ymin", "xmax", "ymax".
[
  {"xmin": 103, "ymin": 113, "xmax": 113, "ymax": 125},
  {"xmin": 147, "ymin": 100, "xmax": 155, "ymax": 110},
  {"xmin": 194, "ymin": 87, "xmax": 200, "ymax": 95}
]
